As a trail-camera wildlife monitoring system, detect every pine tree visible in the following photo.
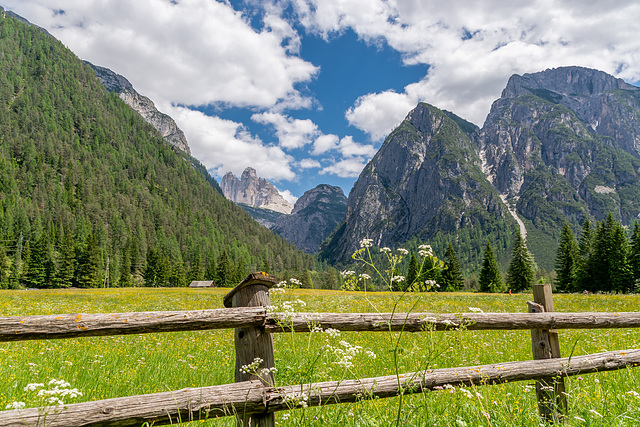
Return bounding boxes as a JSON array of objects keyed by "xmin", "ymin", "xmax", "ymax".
[
  {"xmin": 590, "ymin": 214, "xmax": 616, "ymax": 293},
  {"xmin": 406, "ymin": 253, "xmax": 419, "ymax": 290},
  {"xmin": 216, "ymin": 250, "xmax": 232, "ymax": 287},
  {"xmin": 54, "ymin": 229, "xmax": 75, "ymax": 288},
  {"xmin": 554, "ymin": 223, "xmax": 579, "ymax": 292},
  {"xmin": 631, "ymin": 222, "xmax": 640, "ymax": 289},
  {"xmin": 441, "ymin": 243, "xmax": 464, "ymax": 292},
  {"xmin": 576, "ymin": 219, "xmax": 594, "ymax": 292},
  {"xmin": 506, "ymin": 229, "xmax": 535, "ymax": 292},
  {"xmin": 187, "ymin": 253, "xmax": 204, "ymax": 283},
  {"xmin": 479, "ymin": 242, "xmax": 504, "ymax": 293},
  {"xmin": 25, "ymin": 233, "xmax": 48, "ymax": 288},
  {"xmin": 76, "ymin": 232, "xmax": 102, "ymax": 288},
  {"xmin": 610, "ymin": 222, "xmax": 633, "ymax": 293}
]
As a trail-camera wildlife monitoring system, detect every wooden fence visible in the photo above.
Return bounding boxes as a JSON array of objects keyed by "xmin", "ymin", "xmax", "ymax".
[{"xmin": 1, "ymin": 273, "xmax": 640, "ymax": 426}]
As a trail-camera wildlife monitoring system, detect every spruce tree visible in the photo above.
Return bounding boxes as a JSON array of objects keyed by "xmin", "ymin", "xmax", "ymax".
[
  {"xmin": 216, "ymin": 250, "xmax": 232, "ymax": 287},
  {"xmin": 54, "ymin": 229, "xmax": 75, "ymax": 288},
  {"xmin": 506, "ymin": 229, "xmax": 535, "ymax": 292},
  {"xmin": 406, "ymin": 253, "xmax": 419, "ymax": 290},
  {"xmin": 442, "ymin": 243, "xmax": 464, "ymax": 292},
  {"xmin": 610, "ymin": 222, "xmax": 633, "ymax": 293},
  {"xmin": 630, "ymin": 222, "xmax": 640, "ymax": 289},
  {"xmin": 591, "ymin": 214, "xmax": 615, "ymax": 293},
  {"xmin": 25, "ymin": 233, "xmax": 48, "ymax": 288},
  {"xmin": 554, "ymin": 223, "xmax": 579, "ymax": 292},
  {"xmin": 576, "ymin": 219, "xmax": 594, "ymax": 291},
  {"xmin": 479, "ymin": 242, "xmax": 504, "ymax": 293}
]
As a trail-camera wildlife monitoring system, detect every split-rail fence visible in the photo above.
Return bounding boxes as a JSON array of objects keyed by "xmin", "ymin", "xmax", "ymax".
[{"xmin": 1, "ymin": 273, "xmax": 640, "ymax": 426}]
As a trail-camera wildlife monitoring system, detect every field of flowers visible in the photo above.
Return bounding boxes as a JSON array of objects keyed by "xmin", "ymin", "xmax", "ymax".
[{"xmin": 1, "ymin": 287, "xmax": 640, "ymax": 426}]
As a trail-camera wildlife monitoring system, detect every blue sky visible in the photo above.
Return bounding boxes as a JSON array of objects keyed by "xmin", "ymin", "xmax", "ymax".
[{"xmin": 3, "ymin": 0, "xmax": 640, "ymax": 204}]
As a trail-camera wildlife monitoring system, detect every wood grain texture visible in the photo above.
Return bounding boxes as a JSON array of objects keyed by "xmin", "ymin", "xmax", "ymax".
[
  {"xmin": 1, "ymin": 349, "xmax": 638, "ymax": 426},
  {"xmin": 0, "ymin": 307, "xmax": 266, "ymax": 342},
  {"xmin": 5, "ymin": 310, "xmax": 640, "ymax": 342}
]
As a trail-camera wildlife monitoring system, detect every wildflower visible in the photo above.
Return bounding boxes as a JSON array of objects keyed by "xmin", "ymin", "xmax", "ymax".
[
  {"xmin": 5, "ymin": 402, "xmax": 25, "ymax": 410},
  {"xmin": 359, "ymin": 273, "xmax": 371, "ymax": 280},
  {"xmin": 340, "ymin": 270, "xmax": 356, "ymax": 278},
  {"xmin": 418, "ymin": 244, "xmax": 433, "ymax": 257},
  {"xmin": 627, "ymin": 390, "xmax": 640, "ymax": 398},
  {"xmin": 283, "ymin": 391, "xmax": 309, "ymax": 408},
  {"xmin": 324, "ymin": 328, "xmax": 341, "ymax": 338},
  {"xmin": 468, "ymin": 307, "xmax": 484, "ymax": 313},
  {"xmin": 240, "ymin": 357, "xmax": 264, "ymax": 374},
  {"xmin": 381, "ymin": 247, "xmax": 391, "ymax": 253},
  {"xmin": 391, "ymin": 275, "xmax": 405, "ymax": 282},
  {"xmin": 425, "ymin": 279, "xmax": 438, "ymax": 289},
  {"xmin": 24, "ymin": 383, "xmax": 44, "ymax": 392},
  {"xmin": 360, "ymin": 238, "xmax": 373, "ymax": 248},
  {"xmin": 397, "ymin": 248, "xmax": 409, "ymax": 255}
]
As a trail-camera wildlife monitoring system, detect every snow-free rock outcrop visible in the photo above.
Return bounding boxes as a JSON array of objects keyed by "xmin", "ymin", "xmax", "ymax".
[{"xmin": 220, "ymin": 168, "xmax": 293, "ymax": 214}]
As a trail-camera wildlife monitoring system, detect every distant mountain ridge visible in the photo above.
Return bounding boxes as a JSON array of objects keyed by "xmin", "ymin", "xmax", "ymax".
[
  {"xmin": 274, "ymin": 184, "xmax": 347, "ymax": 254},
  {"xmin": 221, "ymin": 167, "xmax": 293, "ymax": 214},
  {"xmin": 323, "ymin": 66, "xmax": 640, "ymax": 271},
  {"xmin": 86, "ymin": 62, "xmax": 191, "ymax": 155}
]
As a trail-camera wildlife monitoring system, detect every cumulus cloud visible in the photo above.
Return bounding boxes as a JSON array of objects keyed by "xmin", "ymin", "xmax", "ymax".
[
  {"xmin": 251, "ymin": 112, "xmax": 318, "ymax": 149},
  {"xmin": 165, "ymin": 105, "xmax": 296, "ymax": 181},
  {"xmin": 277, "ymin": 188, "xmax": 299, "ymax": 205},
  {"xmin": 4, "ymin": 0, "xmax": 318, "ymax": 109},
  {"xmin": 292, "ymin": 0, "xmax": 640, "ymax": 135},
  {"xmin": 320, "ymin": 157, "xmax": 369, "ymax": 178},
  {"xmin": 298, "ymin": 158, "xmax": 321, "ymax": 169}
]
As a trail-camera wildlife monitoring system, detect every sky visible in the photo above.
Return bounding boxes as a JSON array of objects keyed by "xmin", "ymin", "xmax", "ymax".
[{"xmin": 3, "ymin": 0, "xmax": 640, "ymax": 204}]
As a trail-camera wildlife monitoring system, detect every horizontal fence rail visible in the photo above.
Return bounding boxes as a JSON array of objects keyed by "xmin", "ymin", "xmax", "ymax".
[
  {"xmin": 4, "ymin": 310, "xmax": 640, "ymax": 341},
  {"xmin": 1, "ymin": 349, "xmax": 638, "ymax": 427}
]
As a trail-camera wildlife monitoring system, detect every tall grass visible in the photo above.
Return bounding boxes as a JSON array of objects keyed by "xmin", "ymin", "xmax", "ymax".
[{"xmin": 1, "ymin": 288, "xmax": 640, "ymax": 426}]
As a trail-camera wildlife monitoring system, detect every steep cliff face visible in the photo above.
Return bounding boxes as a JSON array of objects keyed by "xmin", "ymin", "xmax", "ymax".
[
  {"xmin": 87, "ymin": 62, "xmax": 191, "ymax": 155},
  {"xmin": 323, "ymin": 67, "xmax": 640, "ymax": 270},
  {"xmin": 324, "ymin": 103, "xmax": 516, "ymax": 265},
  {"xmin": 274, "ymin": 184, "xmax": 347, "ymax": 253},
  {"xmin": 221, "ymin": 167, "xmax": 293, "ymax": 214}
]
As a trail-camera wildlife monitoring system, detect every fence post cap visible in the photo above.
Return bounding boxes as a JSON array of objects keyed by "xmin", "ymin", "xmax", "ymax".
[{"xmin": 223, "ymin": 272, "xmax": 279, "ymax": 308}]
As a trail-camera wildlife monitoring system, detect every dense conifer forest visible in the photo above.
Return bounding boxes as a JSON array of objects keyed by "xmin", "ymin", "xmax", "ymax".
[{"xmin": 0, "ymin": 13, "xmax": 318, "ymax": 289}]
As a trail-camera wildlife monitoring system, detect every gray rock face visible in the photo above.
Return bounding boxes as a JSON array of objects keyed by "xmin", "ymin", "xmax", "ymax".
[
  {"xmin": 220, "ymin": 167, "xmax": 293, "ymax": 214},
  {"xmin": 323, "ymin": 66, "xmax": 640, "ymax": 270},
  {"xmin": 325, "ymin": 103, "xmax": 514, "ymax": 264},
  {"xmin": 86, "ymin": 62, "xmax": 191, "ymax": 155},
  {"xmin": 274, "ymin": 184, "xmax": 347, "ymax": 253}
]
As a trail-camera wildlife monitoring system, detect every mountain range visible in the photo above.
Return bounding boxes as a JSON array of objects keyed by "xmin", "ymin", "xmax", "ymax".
[{"xmin": 322, "ymin": 66, "xmax": 640, "ymax": 271}]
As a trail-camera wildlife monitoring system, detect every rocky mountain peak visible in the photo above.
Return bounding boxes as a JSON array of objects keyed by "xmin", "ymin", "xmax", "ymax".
[
  {"xmin": 86, "ymin": 62, "xmax": 191, "ymax": 155},
  {"xmin": 274, "ymin": 184, "xmax": 347, "ymax": 253},
  {"xmin": 221, "ymin": 168, "xmax": 293, "ymax": 214},
  {"xmin": 502, "ymin": 66, "xmax": 636, "ymax": 100}
]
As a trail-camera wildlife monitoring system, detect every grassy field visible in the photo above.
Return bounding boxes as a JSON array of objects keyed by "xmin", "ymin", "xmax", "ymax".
[{"xmin": 1, "ymin": 287, "xmax": 640, "ymax": 426}]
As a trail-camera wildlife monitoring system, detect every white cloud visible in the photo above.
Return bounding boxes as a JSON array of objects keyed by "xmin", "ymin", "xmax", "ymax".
[
  {"xmin": 251, "ymin": 112, "xmax": 318, "ymax": 149},
  {"xmin": 165, "ymin": 106, "xmax": 296, "ymax": 181},
  {"xmin": 298, "ymin": 158, "xmax": 321, "ymax": 169},
  {"xmin": 277, "ymin": 188, "xmax": 299, "ymax": 205},
  {"xmin": 4, "ymin": 0, "xmax": 318, "ymax": 109},
  {"xmin": 320, "ymin": 157, "xmax": 369, "ymax": 178},
  {"xmin": 293, "ymin": 0, "xmax": 640, "ymax": 136},
  {"xmin": 312, "ymin": 134, "xmax": 340, "ymax": 155}
]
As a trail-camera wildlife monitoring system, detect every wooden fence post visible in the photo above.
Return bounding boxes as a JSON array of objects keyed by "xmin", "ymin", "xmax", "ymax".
[
  {"xmin": 224, "ymin": 273, "xmax": 279, "ymax": 427},
  {"xmin": 528, "ymin": 283, "xmax": 567, "ymax": 423}
]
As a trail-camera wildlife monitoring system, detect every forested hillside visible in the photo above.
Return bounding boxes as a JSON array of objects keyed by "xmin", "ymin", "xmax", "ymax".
[{"xmin": 0, "ymin": 12, "xmax": 315, "ymax": 289}]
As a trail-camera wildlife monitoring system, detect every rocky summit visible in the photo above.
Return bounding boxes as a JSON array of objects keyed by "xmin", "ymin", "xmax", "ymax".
[
  {"xmin": 323, "ymin": 66, "xmax": 640, "ymax": 271},
  {"xmin": 274, "ymin": 185, "xmax": 347, "ymax": 254},
  {"xmin": 87, "ymin": 62, "xmax": 191, "ymax": 155},
  {"xmin": 221, "ymin": 167, "xmax": 293, "ymax": 214}
]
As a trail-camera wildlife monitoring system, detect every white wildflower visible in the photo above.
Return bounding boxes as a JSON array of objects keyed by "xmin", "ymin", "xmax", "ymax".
[
  {"xmin": 360, "ymin": 238, "xmax": 373, "ymax": 248},
  {"xmin": 391, "ymin": 275, "xmax": 405, "ymax": 282},
  {"xmin": 24, "ymin": 383, "xmax": 44, "ymax": 392},
  {"xmin": 6, "ymin": 401, "xmax": 25, "ymax": 410},
  {"xmin": 340, "ymin": 270, "xmax": 355, "ymax": 278},
  {"xmin": 324, "ymin": 328, "xmax": 341, "ymax": 338},
  {"xmin": 240, "ymin": 357, "xmax": 264, "ymax": 374},
  {"xmin": 359, "ymin": 273, "xmax": 371, "ymax": 280},
  {"xmin": 468, "ymin": 307, "xmax": 484, "ymax": 313},
  {"xmin": 283, "ymin": 391, "xmax": 309, "ymax": 408},
  {"xmin": 418, "ymin": 244, "xmax": 434, "ymax": 257},
  {"xmin": 627, "ymin": 390, "xmax": 640, "ymax": 398},
  {"xmin": 380, "ymin": 247, "xmax": 391, "ymax": 253},
  {"xmin": 398, "ymin": 248, "xmax": 409, "ymax": 255}
]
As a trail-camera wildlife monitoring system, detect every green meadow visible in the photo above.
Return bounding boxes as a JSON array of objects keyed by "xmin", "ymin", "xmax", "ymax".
[{"xmin": 1, "ymin": 288, "xmax": 640, "ymax": 426}]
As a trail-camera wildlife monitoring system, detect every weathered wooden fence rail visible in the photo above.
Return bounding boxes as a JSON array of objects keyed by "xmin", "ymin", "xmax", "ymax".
[
  {"xmin": 4, "ymin": 309, "xmax": 640, "ymax": 341},
  {"xmin": 1, "ymin": 274, "xmax": 639, "ymax": 427}
]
